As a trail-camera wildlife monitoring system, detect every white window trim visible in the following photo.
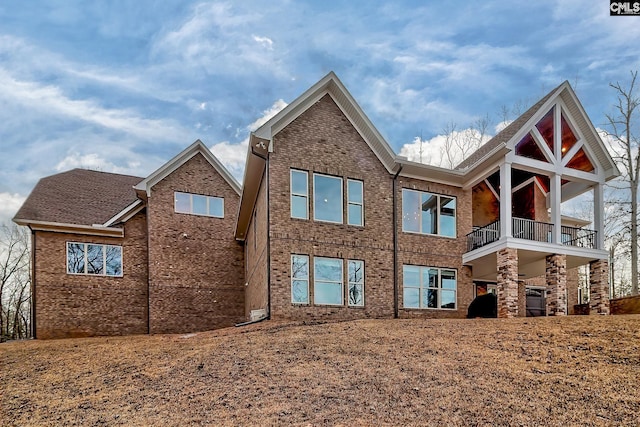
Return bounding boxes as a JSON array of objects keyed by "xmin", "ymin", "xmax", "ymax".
[
  {"xmin": 347, "ymin": 259, "xmax": 365, "ymax": 307},
  {"xmin": 291, "ymin": 254, "xmax": 309, "ymax": 304},
  {"xmin": 403, "ymin": 265, "xmax": 457, "ymax": 310},
  {"xmin": 401, "ymin": 188, "xmax": 457, "ymax": 238},
  {"xmin": 175, "ymin": 191, "xmax": 224, "ymax": 218},
  {"xmin": 290, "ymin": 169, "xmax": 309, "ymax": 220},
  {"xmin": 313, "ymin": 173, "xmax": 344, "ymax": 224},
  {"xmin": 347, "ymin": 179, "xmax": 364, "ymax": 227},
  {"xmin": 313, "ymin": 256, "xmax": 344, "ymax": 306},
  {"xmin": 66, "ymin": 242, "xmax": 123, "ymax": 277}
]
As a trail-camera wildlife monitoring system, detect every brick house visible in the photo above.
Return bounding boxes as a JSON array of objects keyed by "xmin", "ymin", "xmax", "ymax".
[{"xmin": 14, "ymin": 72, "xmax": 619, "ymax": 338}]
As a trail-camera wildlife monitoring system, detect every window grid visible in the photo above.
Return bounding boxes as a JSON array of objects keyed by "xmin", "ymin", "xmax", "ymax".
[
  {"xmin": 66, "ymin": 242, "xmax": 123, "ymax": 277},
  {"xmin": 290, "ymin": 170, "xmax": 309, "ymax": 219},
  {"xmin": 347, "ymin": 179, "xmax": 364, "ymax": 226},
  {"xmin": 401, "ymin": 188, "xmax": 456, "ymax": 237},
  {"xmin": 174, "ymin": 191, "xmax": 224, "ymax": 218}
]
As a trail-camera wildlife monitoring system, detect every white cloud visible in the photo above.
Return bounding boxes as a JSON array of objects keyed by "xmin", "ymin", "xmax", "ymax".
[
  {"xmin": 253, "ymin": 35, "xmax": 274, "ymax": 50},
  {"xmin": 399, "ymin": 128, "xmax": 492, "ymax": 168},
  {"xmin": 0, "ymin": 192, "xmax": 26, "ymax": 225},
  {"xmin": 55, "ymin": 152, "xmax": 141, "ymax": 175},
  {"xmin": 248, "ymin": 99, "xmax": 288, "ymax": 131}
]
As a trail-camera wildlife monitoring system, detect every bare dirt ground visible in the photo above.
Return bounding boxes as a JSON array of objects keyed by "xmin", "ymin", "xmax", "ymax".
[{"xmin": 2, "ymin": 315, "xmax": 640, "ymax": 426}]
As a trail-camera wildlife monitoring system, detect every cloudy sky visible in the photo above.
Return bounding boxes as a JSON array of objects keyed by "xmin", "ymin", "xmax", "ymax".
[{"xmin": 1, "ymin": 0, "xmax": 639, "ymax": 224}]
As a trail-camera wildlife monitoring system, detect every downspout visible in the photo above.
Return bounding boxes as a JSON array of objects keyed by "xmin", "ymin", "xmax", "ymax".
[
  {"xmin": 30, "ymin": 228, "xmax": 36, "ymax": 339},
  {"xmin": 392, "ymin": 165, "xmax": 403, "ymax": 319}
]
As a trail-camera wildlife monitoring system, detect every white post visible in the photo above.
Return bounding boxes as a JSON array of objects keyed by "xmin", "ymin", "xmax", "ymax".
[
  {"xmin": 500, "ymin": 162, "xmax": 512, "ymax": 239},
  {"xmin": 594, "ymin": 183, "xmax": 604, "ymax": 250},
  {"xmin": 550, "ymin": 174, "xmax": 562, "ymax": 244}
]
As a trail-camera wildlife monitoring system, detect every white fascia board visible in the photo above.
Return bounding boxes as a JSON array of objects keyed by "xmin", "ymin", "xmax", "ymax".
[
  {"xmin": 103, "ymin": 199, "xmax": 144, "ymax": 227},
  {"xmin": 14, "ymin": 219, "xmax": 124, "ymax": 237}
]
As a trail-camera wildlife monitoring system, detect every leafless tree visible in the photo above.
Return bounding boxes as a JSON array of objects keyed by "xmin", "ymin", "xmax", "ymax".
[
  {"xmin": 0, "ymin": 223, "xmax": 31, "ymax": 341},
  {"xmin": 605, "ymin": 70, "xmax": 640, "ymax": 295},
  {"xmin": 440, "ymin": 115, "xmax": 491, "ymax": 168}
]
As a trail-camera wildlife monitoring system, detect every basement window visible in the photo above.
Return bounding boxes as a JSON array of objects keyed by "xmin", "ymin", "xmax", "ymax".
[
  {"xmin": 67, "ymin": 242, "xmax": 123, "ymax": 277},
  {"xmin": 402, "ymin": 265, "xmax": 456, "ymax": 309}
]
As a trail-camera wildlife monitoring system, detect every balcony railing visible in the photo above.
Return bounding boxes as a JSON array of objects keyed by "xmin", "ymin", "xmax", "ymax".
[{"xmin": 466, "ymin": 218, "xmax": 598, "ymax": 251}]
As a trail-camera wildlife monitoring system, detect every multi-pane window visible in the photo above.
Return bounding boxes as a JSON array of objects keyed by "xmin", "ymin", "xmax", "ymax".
[
  {"xmin": 313, "ymin": 174, "xmax": 343, "ymax": 223},
  {"xmin": 403, "ymin": 265, "xmax": 456, "ymax": 309},
  {"xmin": 314, "ymin": 257, "xmax": 343, "ymax": 305},
  {"xmin": 67, "ymin": 242, "xmax": 123, "ymax": 277},
  {"xmin": 290, "ymin": 170, "xmax": 309, "ymax": 219},
  {"xmin": 175, "ymin": 192, "xmax": 224, "ymax": 218},
  {"xmin": 347, "ymin": 179, "xmax": 364, "ymax": 226},
  {"xmin": 348, "ymin": 260, "xmax": 364, "ymax": 306},
  {"xmin": 291, "ymin": 255, "xmax": 309, "ymax": 304},
  {"xmin": 401, "ymin": 189, "xmax": 456, "ymax": 237}
]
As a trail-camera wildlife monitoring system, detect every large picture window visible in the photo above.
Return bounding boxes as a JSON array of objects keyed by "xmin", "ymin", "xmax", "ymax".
[
  {"xmin": 290, "ymin": 170, "xmax": 309, "ymax": 219},
  {"xmin": 313, "ymin": 174, "xmax": 343, "ymax": 223},
  {"xmin": 403, "ymin": 265, "xmax": 456, "ymax": 309},
  {"xmin": 67, "ymin": 242, "xmax": 123, "ymax": 277},
  {"xmin": 175, "ymin": 192, "xmax": 224, "ymax": 218},
  {"xmin": 291, "ymin": 255, "xmax": 309, "ymax": 304},
  {"xmin": 401, "ymin": 189, "xmax": 456, "ymax": 237}
]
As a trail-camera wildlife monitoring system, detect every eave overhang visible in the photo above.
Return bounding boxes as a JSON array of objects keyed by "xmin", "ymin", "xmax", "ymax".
[
  {"xmin": 235, "ymin": 134, "xmax": 269, "ymax": 241},
  {"xmin": 13, "ymin": 219, "xmax": 124, "ymax": 238}
]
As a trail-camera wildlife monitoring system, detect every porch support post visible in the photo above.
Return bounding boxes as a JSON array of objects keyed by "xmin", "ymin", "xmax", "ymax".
[
  {"xmin": 500, "ymin": 162, "xmax": 512, "ymax": 239},
  {"xmin": 550, "ymin": 174, "xmax": 562, "ymax": 244},
  {"xmin": 594, "ymin": 183, "xmax": 605, "ymax": 250},
  {"xmin": 497, "ymin": 248, "xmax": 518, "ymax": 317},
  {"xmin": 546, "ymin": 254, "xmax": 567, "ymax": 316},
  {"xmin": 589, "ymin": 259, "xmax": 610, "ymax": 315}
]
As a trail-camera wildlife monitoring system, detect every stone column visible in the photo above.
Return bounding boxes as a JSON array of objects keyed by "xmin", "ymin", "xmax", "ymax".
[
  {"xmin": 546, "ymin": 254, "xmax": 567, "ymax": 316},
  {"xmin": 497, "ymin": 248, "xmax": 519, "ymax": 318},
  {"xmin": 589, "ymin": 259, "xmax": 610, "ymax": 315}
]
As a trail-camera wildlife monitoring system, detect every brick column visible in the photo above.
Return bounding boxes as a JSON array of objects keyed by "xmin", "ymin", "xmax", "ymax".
[
  {"xmin": 497, "ymin": 248, "xmax": 519, "ymax": 318},
  {"xmin": 589, "ymin": 259, "xmax": 610, "ymax": 315},
  {"xmin": 546, "ymin": 254, "xmax": 567, "ymax": 316}
]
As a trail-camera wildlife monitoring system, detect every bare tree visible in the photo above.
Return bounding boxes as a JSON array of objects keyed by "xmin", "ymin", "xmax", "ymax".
[
  {"xmin": 605, "ymin": 70, "xmax": 640, "ymax": 295},
  {"xmin": 439, "ymin": 115, "xmax": 491, "ymax": 168},
  {"xmin": 0, "ymin": 223, "xmax": 31, "ymax": 341}
]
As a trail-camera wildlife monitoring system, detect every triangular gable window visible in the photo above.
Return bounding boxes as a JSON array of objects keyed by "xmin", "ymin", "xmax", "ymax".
[
  {"xmin": 535, "ymin": 107, "xmax": 555, "ymax": 153},
  {"xmin": 515, "ymin": 132, "xmax": 548, "ymax": 162},
  {"xmin": 566, "ymin": 147, "xmax": 594, "ymax": 172},
  {"xmin": 560, "ymin": 113, "xmax": 578, "ymax": 158}
]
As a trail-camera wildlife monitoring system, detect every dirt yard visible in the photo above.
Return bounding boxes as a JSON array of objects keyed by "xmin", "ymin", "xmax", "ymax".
[{"xmin": 2, "ymin": 315, "xmax": 639, "ymax": 426}]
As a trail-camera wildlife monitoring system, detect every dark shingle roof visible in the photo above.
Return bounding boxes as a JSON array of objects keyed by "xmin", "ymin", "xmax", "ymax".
[
  {"xmin": 456, "ymin": 82, "xmax": 566, "ymax": 170},
  {"xmin": 13, "ymin": 169, "xmax": 143, "ymax": 226}
]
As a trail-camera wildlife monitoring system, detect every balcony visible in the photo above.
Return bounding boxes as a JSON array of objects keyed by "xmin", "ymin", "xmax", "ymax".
[{"xmin": 466, "ymin": 218, "xmax": 597, "ymax": 252}]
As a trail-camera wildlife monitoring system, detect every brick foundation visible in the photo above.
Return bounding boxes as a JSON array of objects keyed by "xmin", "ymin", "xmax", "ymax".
[
  {"xmin": 589, "ymin": 259, "xmax": 609, "ymax": 315},
  {"xmin": 497, "ymin": 248, "xmax": 518, "ymax": 318},
  {"xmin": 546, "ymin": 254, "xmax": 567, "ymax": 316}
]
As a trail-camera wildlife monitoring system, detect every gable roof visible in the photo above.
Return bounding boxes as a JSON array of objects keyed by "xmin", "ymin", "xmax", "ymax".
[
  {"xmin": 456, "ymin": 81, "xmax": 619, "ymax": 182},
  {"xmin": 134, "ymin": 139, "xmax": 241, "ymax": 197},
  {"xmin": 456, "ymin": 82, "xmax": 563, "ymax": 171},
  {"xmin": 13, "ymin": 169, "xmax": 142, "ymax": 234}
]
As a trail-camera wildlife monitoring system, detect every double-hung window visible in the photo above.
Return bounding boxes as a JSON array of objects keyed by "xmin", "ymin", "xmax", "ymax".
[
  {"xmin": 67, "ymin": 242, "xmax": 123, "ymax": 277},
  {"xmin": 290, "ymin": 170, "xmax": 309, "ymax": 219},
  {"xmin": 347, "ymin": 179, "xmax": 364, "ymax": 226},
  {"xmin": 314, "ymin": 257, "xmax": 343, "ymax": 305},
  {"xmin": 175, "ymin": 192, "xmax": 224, "ymax": 218},
  {"xmin": 291, "ymin": 255, "xmax": 310, "ymax": 304},
  {"xmin": 401, "ymin": 189, "xmax": 456, "ymax": 237},
  {"xmin": 403, "ymin": 265, "xmax": 456, "ymax": 309}
]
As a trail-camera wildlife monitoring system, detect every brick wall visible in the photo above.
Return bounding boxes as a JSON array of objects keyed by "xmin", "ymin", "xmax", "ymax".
[
  {"xmin": 147, "ymin": 153, "xmax": 245, "ymax": 333},
  {"xmin": 267, "ymin": 94, "xmax": 395, "ymax": 321},
  {"xmin": 244, "ymin": 174, "xmax": 269, "ymax": 318},
  {"xmin": 396, "ymin": 177, "xmax": 473, "ymax": 319},
  {"xmin": 33, "ymin": 212, "xmax": 148, "ymax": 339}
]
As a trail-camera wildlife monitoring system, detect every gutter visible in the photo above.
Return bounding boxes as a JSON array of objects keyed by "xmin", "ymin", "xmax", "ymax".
[{"xmin": 392, "ymin": 165, "xmax": 403, "ymax": 319}]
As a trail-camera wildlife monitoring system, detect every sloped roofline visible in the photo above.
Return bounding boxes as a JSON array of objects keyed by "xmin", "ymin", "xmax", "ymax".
[{"xmin": 134, "ymin": 139, "xmax": 241, "ymax": 196}]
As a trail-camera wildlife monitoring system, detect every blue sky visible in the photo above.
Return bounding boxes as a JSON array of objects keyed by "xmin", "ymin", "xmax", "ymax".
[{"xmin": 1, "ymin": 0, "xmax": 639, "ymax": 224}]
